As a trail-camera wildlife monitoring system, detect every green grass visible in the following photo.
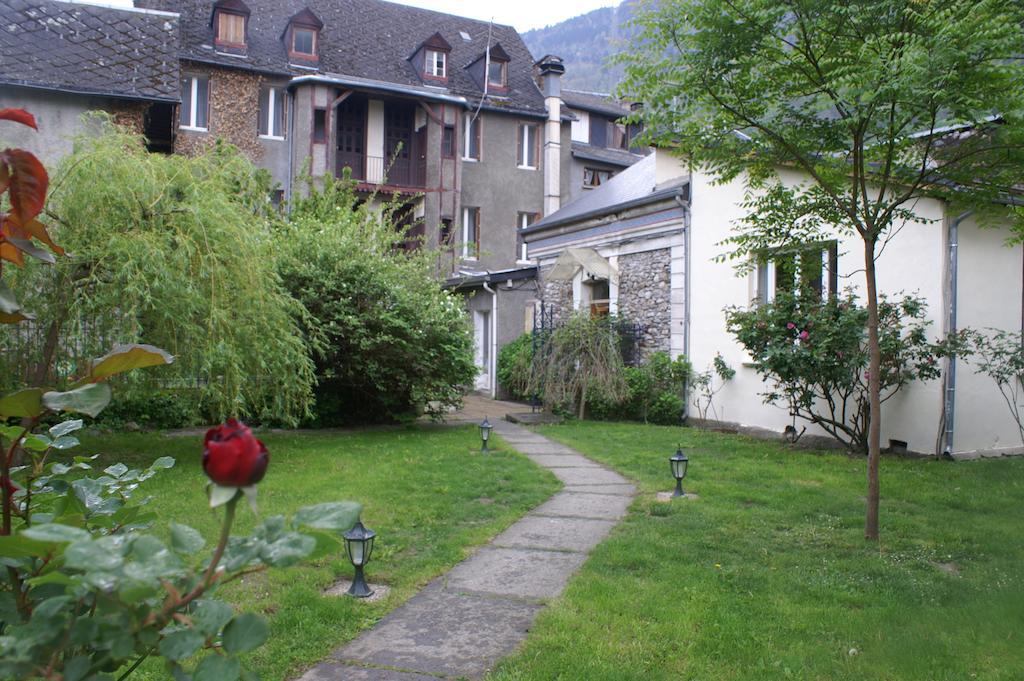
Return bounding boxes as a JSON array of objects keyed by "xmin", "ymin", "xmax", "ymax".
[
  {"xmin": 76, "ymin": 425, "xmax": 559, "ymax": 680},
  {"xmin": 490, "ymin": 422, "xmax": 1024, "ymax": 681}
]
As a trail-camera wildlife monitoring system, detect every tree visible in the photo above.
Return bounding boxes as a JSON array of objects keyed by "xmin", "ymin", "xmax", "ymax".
[
  {"xmin": 622, "ymin": 0, "xmax": 1024, "ymax": 539},
  {"xmin": 276, "ymin": 175, "xmax": 476, "ymax": 425}
]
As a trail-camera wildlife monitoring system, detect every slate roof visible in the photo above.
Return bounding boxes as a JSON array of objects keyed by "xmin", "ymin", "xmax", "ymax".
[
  {"xmin": 136, "ymin": 0, "xmax": 548, "ymax": 115},
  {"xmin": 572, "ymin": 141, "xmax": 644, "ymax": 168},
  {"xmin": 561, "ymin": 89, "xmax": 630, "ymax": 119},
  {"xmin": 0, "ymin": 0, "xmax": 180, "ymax": 102},
  {"xmin": 527, "ymin": 153, "xmax": 687, "ymax": 232}
]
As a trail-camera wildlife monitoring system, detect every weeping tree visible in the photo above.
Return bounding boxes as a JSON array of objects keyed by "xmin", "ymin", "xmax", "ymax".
[
  {"xmin": 2, "ymin": 118, "xmax": 315, "ymax": 424},
  {"xmin": 622, "ymin": 0, "xmax": 1024, "ymax": 540},
  {"xmin": 529, "ymin": 312, "xmax": 629, "ymax": 419}
]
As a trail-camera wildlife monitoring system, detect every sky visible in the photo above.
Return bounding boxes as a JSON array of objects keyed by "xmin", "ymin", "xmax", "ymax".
[{"xmin": 84, "ymin": 0, "xmax": 619, "ymax": 32}]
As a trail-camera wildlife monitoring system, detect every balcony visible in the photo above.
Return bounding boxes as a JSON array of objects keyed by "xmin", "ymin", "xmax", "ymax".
[
  {"xmin": 335, "ymin": 95, "xmax": 428, "ymax": 190},
  {"xmin": 337, "ymin": 154, "xmax": 427, "ymax": 189}
]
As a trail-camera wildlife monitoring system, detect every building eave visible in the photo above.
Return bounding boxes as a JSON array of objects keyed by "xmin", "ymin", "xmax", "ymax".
[
  {"xmin": 0, "ymin": 79, "xmax": 179, "ymax": 104},
  {"xmin": 443, "ymin": 265, "xmax": 538, "ymax": 290},
  {"xmin": 523, "ymin": 185, "xmax": 688, "ymax": 236}
]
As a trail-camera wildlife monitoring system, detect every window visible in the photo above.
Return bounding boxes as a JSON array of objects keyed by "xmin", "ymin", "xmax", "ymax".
[
  {"xmin": 442, "ymin": 124, "xmax": 455, "ymax": 158},
  {"xmin": 755, "ymin": 242, "xmax": 838, "ymax": 304},
  {"xmin": 517, "ymin": 123, "xmax": 538, "ymax": 169},
  {"xmin": 291, "ymin": 28, "xmax": 316, "ymax": 57},
  {"xmin": 258, "ymin": 86, "xmax": 285, "ymax": 139},
  {"xmin": 179, "ymin": 76, "xmax": 210, "ymax": 130},
  {"xmin": 517, "ymin": 212, "xmax": 537, "ymax": 261},
  {"xmin": 462, "ymin": 206, "xmax": 480, "ymax": 259},
  {"xmin": 216, "ymin": 11, "xmax": 245, "ymax": 46},
  {"xmin": 425, "ymin": 49, "xmax": 447, "ymax": 79},
  {"xmin": 312, "ymin": 108, "xmax": 327, "ymax": 143},
  {"xmin": 439, "ymin": 217, "xmax": 454, "ymax": 246},
  {"xmin": 583, "ymin": 167, "xmax": 613, "ymax": 188},
  {"xmin": 487, "ymin": 60, "xmax": 507, "ymax": 88},
  {"xmin": 463, "ymin": 113, "xmax": 481, "ymax": 160}
]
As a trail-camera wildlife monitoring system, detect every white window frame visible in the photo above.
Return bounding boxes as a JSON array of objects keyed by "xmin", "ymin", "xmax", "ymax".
[
  {"xmin": 517, "ymin": 212, "xmax": 536, "ymax": 263},
  {"xmin": 425, "ymin": 49, "xmax": 447, "ymax": 78},
  {"xmin": 517, "ymin": 124, "xmax": 537, "ymax": 170},
  {"xmin": 462, "ymin": 113, "xmax": 480, "ymax": 161},
  {"xmin": 754, "ymin": 242, "xmax": 838, "ymax": 305},
  {"xmin": 461, "ymin": 206, "xmax": 479, "ymax": 260},
  {"xmin": 487, "ymin": 60, "xmax": 507, "ymax": 88},
  {"xmin": 259, "ymin": 87, "xmax": 286, "ymax": 140},
  {"xmin": 180, "ymin": 76, "xmax": 209, "ymax": 132}
]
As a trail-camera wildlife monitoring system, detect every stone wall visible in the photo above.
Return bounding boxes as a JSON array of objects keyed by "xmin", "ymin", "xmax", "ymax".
[
  {"xmin": 539, "ymin": 269, "xmax": 573, "ymax": 325},
  {"xmin": 175, "ymin": 62, "xmax": 265, "ymax": 162},
  {"xmin": 107, "ymin": 100, "xmax": 148, "ymax": 136},
  {"xmin": 617, "ymin": 248, "xmax": 671, "ymax": 358}
]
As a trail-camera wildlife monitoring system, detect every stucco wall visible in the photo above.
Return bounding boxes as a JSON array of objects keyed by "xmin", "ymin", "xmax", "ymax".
[
  {"xmin": 617, "ymin": 248, "xmax": 671, "ymax": 357},
  {"xmin": 0, "ymin": 86, "xmax": 148, "ymax": 169}
]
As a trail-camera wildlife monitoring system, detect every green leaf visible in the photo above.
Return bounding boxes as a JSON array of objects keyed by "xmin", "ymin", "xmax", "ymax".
[
  {"xmin": 0, "ymin": 279, "xmax": 21, "ymax": 315},
  {"xmin": 170, "ymin": 523, "xmax": 206, "ymax": 555},
  {"xmin": 87, "ymin": 344, "xmax": 174, "ymax": 383},
  {"xmin": 222, "ymin": 613, "xmax": 269, "ymax": 654},
  {"xmin": 124, "ymin": 535, "xmax": 181, "ymax": 581},
  {"xmin": 193, "ymin": 655, "xmax": 240, "ymax": 681},
  {"xmin": 159, "ymin": 629, "xmax": 205, "ymax": 662},
  {"xmin": 51, "ymin": 435, "xmax": 80, "ymax": 450},
  {"xmin": 104, "ymin": 463, "xmax": 129, "ymax": 478},
  {"xmin": 209, "ymin": 484, "xmax": 240, "ymax": 509},
  {"xmin": 0, "ymin": 388, "xmax": 44, "ymax": 419},
  {"xmin": 65, "ymin": 537, "xmax": 124, "ymax": 571},
  {"xmin": 20, "ymin": 433, "xmax": 51, "ymax": 452},
  {"xmin": 0, "ymin": 534, "xmax": 53, "ymax": 558},
  {"xmin": 49, "ymin": 419, "xmax": 84, "ymax": 438},
  {"xmin": 259, "ymin": 532, "xmax": 315, "ymax": 567},
  {"xmin": 291, "ymin": 501, "xmax": 362, "ymax": 531},
  {"xmin": 192, "ymin": 599, "xmax": 234, "ymax": 637},
  {"xmin": 21, "ymin": 523, "xmax": 89, "ymax": 543},
  {"xmin": 151, "ymin": 456, "xmax": 175, "ymax": 469},
  {"xmin": 63, "ymin": 656, "xmax": 91, "ymax": 681},
  {"xmin": 305, "ymin": 530, "xmax": 344, "ymax": 561},
  {"xmin": 43, "ymin": 382, "xmax": 112, "ymax": 418}
]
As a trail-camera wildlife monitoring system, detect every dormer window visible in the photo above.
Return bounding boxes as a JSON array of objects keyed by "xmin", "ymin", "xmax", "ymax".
[
  {"xmin": 212, "ymin": 0, "xmax": 250, "ymax": 48},
  {"xmin": 426, "ymin": 49, "xmax": 446, "ymax": 79},
  {"xmin": 283, "ymin": 8, "xmax": 323, "ymax": 61},
  {"xmin": 487, "ymin": 60, "xmax": 507, "ymax": 88},
  {"xmin": 413, "ymin": 33, "xmax": 452, "ymax": 83}
]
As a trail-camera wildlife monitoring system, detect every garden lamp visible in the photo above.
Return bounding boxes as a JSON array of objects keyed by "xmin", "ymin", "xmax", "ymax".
[
  {"xmin": 669, "ymin": 446, "xmax": 689, "ymax": 498},
  {"xmin": 479, "ymin": 417, "xmax": 493, "ymax": 453},
  {"xmin": 342, "ymin": 520, "xmax": 376, "ymax": 598}
]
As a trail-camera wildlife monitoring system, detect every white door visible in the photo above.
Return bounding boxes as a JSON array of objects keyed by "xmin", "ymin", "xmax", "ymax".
[{"xmin": 473, "ymin": 310, "xmax": 491, "ymax": 391}]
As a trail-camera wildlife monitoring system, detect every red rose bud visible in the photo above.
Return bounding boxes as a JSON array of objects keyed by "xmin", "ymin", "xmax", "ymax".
[{"xmin": 203, "ymin": 419, "xmax": 269, "ymax": 487}]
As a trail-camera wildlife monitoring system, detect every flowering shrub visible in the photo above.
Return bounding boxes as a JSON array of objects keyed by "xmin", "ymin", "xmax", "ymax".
[
  {"xmin": 966, "ymin": 329, "xmax": 1024, "ymax": 446},
  {"xmin": 725, "ymin": 291, "xmax": 953, "ymax": 452}
]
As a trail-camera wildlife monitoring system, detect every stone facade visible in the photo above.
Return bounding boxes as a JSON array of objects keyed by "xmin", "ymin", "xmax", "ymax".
[
  {"xmin": 175, "ymin": 63, "xmax": 266, "ymax": 161},
  {"xmin": 616, "ymin": 248, "xmax": 671, "ymax": 358},
  {"xmin": 539, "ymin": 270, "xmax": 573, "ymax": 326}
]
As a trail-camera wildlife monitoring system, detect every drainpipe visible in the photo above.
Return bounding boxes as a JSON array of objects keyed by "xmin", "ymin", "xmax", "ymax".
[
  {"xmin": 482, "ymin": 280, "xmax": 498, "ymax": 399},
  {"xmin": 675, "ymin": 191, "xmax": 692, "ymax": 421},
  {"xmin": 941, "ymin": 210, "xmax": 972, "ymax": 457},
  {"xmin": 286, "ymin": 89, "xmax": 295, "ymax": 206}
]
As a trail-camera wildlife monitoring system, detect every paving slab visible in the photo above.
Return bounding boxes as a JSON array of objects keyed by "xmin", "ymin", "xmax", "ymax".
[
  {"xmin": 336, "ymin": 586, "xmax": 540, "ymax": 678},
  {"xmin": 551, "ymin": 466, "xmax": 630, "ymax": 486},
  {"xmin": 532, "ymin": 491, "xmax": 634, "ymax": 520},
  {"xmin": 492, "ymin": 515, "xmax": 616, "ymax": 553},
  {"xmin": 444, "ymin": 546, "xmax": 587, "ymax": 600},
  {"xmin": 563, "ymin": 483, "xmax": 638, "ymax": 496},
  {"xmin": 502, "ymin": 442, "xmax": 578, "ymax": 455},
  {"xmin": 296, "ymin": 662, "xmax": 437, "ymax": 680},
  {"xmin": 525, "ymin": 453, "xmax": 603, "ymax": 468}
]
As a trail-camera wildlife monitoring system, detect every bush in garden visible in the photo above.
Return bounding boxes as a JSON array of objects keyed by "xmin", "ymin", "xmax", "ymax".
[
  {"xmin": 689, "ymin": 353, "xmax": 736, "ymax": 425},
  {"xmin": 0, "ymin": 108, "xmax": 360, "ymax": 680},
  {"xmin": 622, "ymin": 351, "xmax": 692, "ymax": 424},
  {"xmin": 965, "ymin": 329, "xmax": 1024, "ymax": 446},
  {"xmin": 277, "ymin": 174, "xmax": 476, "ymax": 425},
  {"xmin": 496, "ymin": 333, "xmax": 535, "ymax": 401},
  {"xmin": 725, "ymin": 290, "xmax": 953, "ymax": 452},
  {"xmin": 1, "ymin": 118, "xmax": 315, "ymax": 426}
]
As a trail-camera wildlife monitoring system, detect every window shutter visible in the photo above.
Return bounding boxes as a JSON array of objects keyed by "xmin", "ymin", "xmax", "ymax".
[
  {"xmin": 272, "ymin": 89, "xmax": 284, "ymax": 137},
  {"xmin": 195, "ymin": 77, "xmax": 209, "ymax": 129},
  {"xmin": 258, "ymin": 88, "xmax": 269, "ymax": 136},
  {"xmin": 179, "ymin": 78, "xmax": 192, "ymax": 126},
  {"xmin": 516, "ymin": 124, "xmax": 524, "ymax": 166}
]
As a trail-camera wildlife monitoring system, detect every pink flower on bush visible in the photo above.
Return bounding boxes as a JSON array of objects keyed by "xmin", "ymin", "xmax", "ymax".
[
  {"xmin": 799, "ymin": 330, "xmax": 809, "ymax": 340},
  {"xmin": 786, "ymin": 322, "xmax": 796, "ymax": 330},
  {"xmin": 203, "ymin": 419, "xmax": 269, "ymax": 487}
]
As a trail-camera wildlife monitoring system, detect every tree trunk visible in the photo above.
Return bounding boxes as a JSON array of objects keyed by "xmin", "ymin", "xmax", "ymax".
[
  {"xmin": 578, "ymin": 380, "xmax": 587, "ymax": 420},
  {"xmin": 863, "ymin": 238, "xmax": 882, "ymax": 541}
]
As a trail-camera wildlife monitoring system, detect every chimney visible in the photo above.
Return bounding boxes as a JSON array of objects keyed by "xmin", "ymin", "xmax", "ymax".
[{"xmin": 536, "ymin": 55, "xmax": 564, "ymax": 216}]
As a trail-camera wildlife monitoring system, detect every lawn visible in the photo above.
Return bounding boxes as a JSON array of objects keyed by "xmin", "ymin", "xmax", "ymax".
[
  {"xmin": 490, "ymin": 422, "xmax": 1024, "ymax": 681},
  {"xmin": 76, "ymin": 425, "xmax": 559, "ymax": 681}
]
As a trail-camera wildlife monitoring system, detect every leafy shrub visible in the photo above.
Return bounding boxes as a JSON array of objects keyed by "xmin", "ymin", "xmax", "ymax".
[
  {"xmin": 278, "ymin": 175, "xmax": 476, "ymax": 425},
  {"xmin": 725, "ymin": 290, "xmax": 952, "ymax": 452},
  {"xmin": 497, "ymin": 333, "xmax": 535, "ymax": 401},
  {"xmin": 96, "ymin": 389, "xmax": 201, "ymax": 429}
]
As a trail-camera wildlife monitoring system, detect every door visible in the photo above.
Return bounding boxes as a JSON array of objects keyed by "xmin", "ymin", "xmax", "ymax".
[
  {"xmin": 473, "ymin": 309, "xmax": 491, "ymax": 392},
  {"xmin": 384, "ymin": 102, "xmax": 414, "ymax": 185},
  {"xmin": 336, "ymin": 98, "xmax": 365, "ymax": 180}
]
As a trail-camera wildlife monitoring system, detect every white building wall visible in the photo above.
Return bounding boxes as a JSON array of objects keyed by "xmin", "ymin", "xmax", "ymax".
[
  {"xmin": 686, "ymin": 164, "xmax": 1020, "ymax": 456},
  {"xmin": 366, "ymin": 99, "xmax": 385, "ymax": 183}
]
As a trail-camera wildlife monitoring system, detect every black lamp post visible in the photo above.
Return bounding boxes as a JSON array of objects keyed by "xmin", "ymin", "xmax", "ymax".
[
  {"xmin": 342, "ymin": 520, "xmax": 376, "ymax": 598},
  {"xmin": 669, "ymin": 446, "xmax": 689, "ymax": 498},
  {"xmin": 479, "ymin": 417, "xmax": 493, "ymax": 453}
]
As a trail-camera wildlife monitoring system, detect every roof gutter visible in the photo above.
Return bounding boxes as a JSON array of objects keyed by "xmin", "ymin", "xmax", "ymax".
[
  {"xmin": 522, "ymin": 184, "xmax": 686, "ymax": 235},
  {"xmin": 287, "ymin": 74, "xmax": 468, "ymax": 107},
  {"xmin": 0, "ymin": 80, "xmax": 179, "ymax": 104}
]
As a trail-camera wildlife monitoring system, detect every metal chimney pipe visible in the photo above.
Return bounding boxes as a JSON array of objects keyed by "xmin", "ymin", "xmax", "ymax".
[{"xmin": 536, "ymin": 55, "xmax": 565, "ymax": 216}]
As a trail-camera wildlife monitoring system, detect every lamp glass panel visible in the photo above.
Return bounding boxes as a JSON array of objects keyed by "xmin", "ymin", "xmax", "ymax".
[{"xmin": 348, "ymin": 539, "xmax": 365, "ymax": 566}]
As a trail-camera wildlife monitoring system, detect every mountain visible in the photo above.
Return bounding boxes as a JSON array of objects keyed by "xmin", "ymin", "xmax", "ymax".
[{"xmin": 522, "ymin": 1, "xmax": 637, "ymax": 94}]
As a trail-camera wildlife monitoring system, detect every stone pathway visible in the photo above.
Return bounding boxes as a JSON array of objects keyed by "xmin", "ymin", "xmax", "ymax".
[{"xmin": 297, "ymin": 418, "xmax": 636, "ymax": 680}]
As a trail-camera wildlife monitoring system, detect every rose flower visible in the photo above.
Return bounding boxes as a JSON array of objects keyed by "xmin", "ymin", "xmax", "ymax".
[{"xmin": 203, "ymin": 419, "xmax": 269, "ymax": 487}]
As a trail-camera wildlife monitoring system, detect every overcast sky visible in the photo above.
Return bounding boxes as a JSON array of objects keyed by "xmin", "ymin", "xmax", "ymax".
[{"xmin": 86, "ymin": 0, "xmax": 618, "ymax": 32}]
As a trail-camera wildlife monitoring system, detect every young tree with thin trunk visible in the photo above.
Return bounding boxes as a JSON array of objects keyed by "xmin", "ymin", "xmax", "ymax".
[{"xmin": 621, "ymin": 0, "xmax": 1024, "ymax": 539}]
